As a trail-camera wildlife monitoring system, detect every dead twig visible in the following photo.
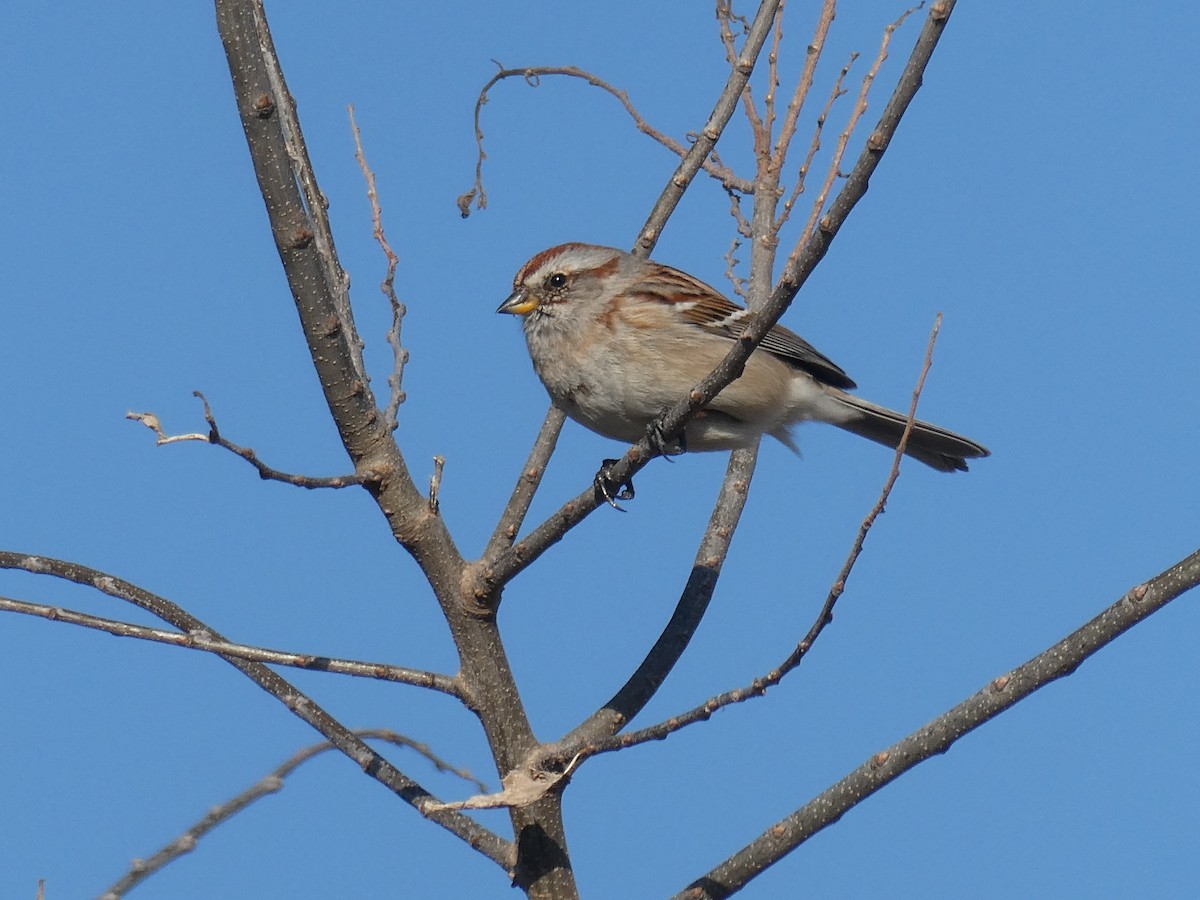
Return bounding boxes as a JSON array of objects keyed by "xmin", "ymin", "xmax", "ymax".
[
  {"xmin": 100, "ymin": 729, "xmax": 486, "ymax": 898},
  {"xmin": 127, "ymin": 392, "xmax": 372, "ymax": 489},
  {"xmin": 458, "ymin": 64, "xmax": 752, "ymax": 216},
  {"xmin": 349, "ymin": 105, "xmax": 408, "ymax": 432}
]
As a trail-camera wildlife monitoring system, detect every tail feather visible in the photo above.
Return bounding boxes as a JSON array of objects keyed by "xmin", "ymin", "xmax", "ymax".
[{"xmin": 820, "ymin": 392, "xmax": 989, "ymax": 473}]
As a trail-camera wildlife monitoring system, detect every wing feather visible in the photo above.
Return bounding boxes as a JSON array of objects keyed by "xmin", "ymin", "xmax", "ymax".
[{"xmin": 629, "ymin": 265, "xmax": 857, "ymax": 390}]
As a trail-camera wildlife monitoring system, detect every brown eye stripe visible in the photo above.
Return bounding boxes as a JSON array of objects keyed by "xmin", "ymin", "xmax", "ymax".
[{"xmin": 515, "ymin": 242, "xmax": 589, "ymax": 283}]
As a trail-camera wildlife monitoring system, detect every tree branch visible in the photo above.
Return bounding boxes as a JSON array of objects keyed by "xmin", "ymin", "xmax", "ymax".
[
  {"xmin": 635, "ymin": 0, "xmax": 784, "ymax": 255},
  {"xmin": 557, "ymin": 443, "xmax": 760, "ymax": 749},
  {"xmin": 483, "ymin": 406, "xmax": 567, "ymax": 561},
  {"xmin": 99, "ymin": 729, "xmax": 487, "ymax": 899},
  {"xmin": 215, "ymin": 4, "xmax": 574, "ymax": 893},
  {"xmin": 675, "ymin": 545, "xmax": 1200, "ymax": 899},
  {"xmin": 0, "ymin": 595, "xmax": 460, "ymax": 695},
  {"xmin": 0, "ymin": 552, "xmax": 511, "ymax": 867}
]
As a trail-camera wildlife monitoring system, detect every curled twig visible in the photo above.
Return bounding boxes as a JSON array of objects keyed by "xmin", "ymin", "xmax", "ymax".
[{"xmin": 459, "ymin": 64, "xmax": 752, "ymax": 217}]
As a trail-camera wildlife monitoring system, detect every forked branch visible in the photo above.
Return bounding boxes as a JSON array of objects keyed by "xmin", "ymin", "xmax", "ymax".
[{"xmin": 0, "ymin": 551, "xmax": 510, "ymax": 867}]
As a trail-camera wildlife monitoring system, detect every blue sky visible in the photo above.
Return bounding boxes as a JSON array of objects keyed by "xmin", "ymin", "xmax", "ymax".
[{"xmin": 2, "ymin": 2, "xmax": 1197, "ymax": 898}]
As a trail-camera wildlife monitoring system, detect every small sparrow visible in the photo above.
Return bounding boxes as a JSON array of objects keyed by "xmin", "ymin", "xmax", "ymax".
[{"xmin": 498, "ymin": 242, "xmax": 989, "ymax": 472}]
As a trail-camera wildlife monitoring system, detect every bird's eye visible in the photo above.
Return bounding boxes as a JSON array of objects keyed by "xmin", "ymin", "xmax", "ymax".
[{"xmin": 544, "ymin": 272, "xmax": 568, "ymax": 290}]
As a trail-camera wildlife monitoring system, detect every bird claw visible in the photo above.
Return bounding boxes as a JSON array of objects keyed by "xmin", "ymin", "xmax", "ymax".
[
  {"xmin": 647, "ymin": 416, "xmax": 686, "ymax": 458},
  {"xmin": 594, "ymin": 458, "xmax": 635, "ymax": 510}
]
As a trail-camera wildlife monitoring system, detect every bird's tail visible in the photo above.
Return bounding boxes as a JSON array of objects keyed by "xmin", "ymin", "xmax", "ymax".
[{"xmin": 817, "ymin": 390, "xmax": 989, "ymax": 472}]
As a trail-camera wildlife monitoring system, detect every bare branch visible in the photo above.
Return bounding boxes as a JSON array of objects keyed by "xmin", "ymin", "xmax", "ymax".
[
  {"xmin": 349, "ymin": 104, "xmax": 408, "ymax": 432},
  {"xmin": 776, "ymin": 53, "xmax": 852, "ymax": 232},
  {"xmin": 558, "ymin": 443, "xmax": 760, "ymax": 750},
  {"xmin": 722, "ymin": 232, "xmax": 748, "ymax": 300},
  {"xmin": 214, "ymin": 0, "xmax": 413, "ymax": 497},
  {"xmin": 770, "ymin": 0, "xmax": 837, "ymax": 175},
  {"xmin": 0, "ymin": 595, "xmax": 461, "ymax": 696},
  {"xmin": 636, "ymin": 0, "xmax": 784, "ymax": 254},
  {"xmin": 128, "ymin": 392, "xmax": 371, "ymax": 489},
  {"xmin": 795, "ymin": 5, "xmax": 917, "ymax": 254},
  {"xmin": 717, "ymin": 1, "xmax": 766, "ymax": 156},
  {"xmin": 641, "ymin": 0, "xmax": 956, "ymax": 488},
  {"xmin": 100, "ymin": 730, "xmax": 486, "ymax": 899},
  {"xmin": 482, "ymin": 406, "xmax": 567, "ymax": 561},
  {"xmin": 675, "ymin": 545, "xmax": 1200, "ymax": 899},
  {"xmin": 0, "ymin": 551, "xmax": 511, "ymax": 866},
  {"xmin": 458, "ymin": 64, "xmax": 751, "ymax": 217}
]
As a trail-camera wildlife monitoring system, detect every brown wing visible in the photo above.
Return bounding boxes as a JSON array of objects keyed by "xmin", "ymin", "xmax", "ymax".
[{"xmin": 633, "ymin": 265, "xmax": 857, "ymax": 390}]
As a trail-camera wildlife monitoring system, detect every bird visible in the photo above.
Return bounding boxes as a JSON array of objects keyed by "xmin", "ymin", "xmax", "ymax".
[{"xmin": 498, "ymin": 242, "xmax": 988, "ymax": 473}]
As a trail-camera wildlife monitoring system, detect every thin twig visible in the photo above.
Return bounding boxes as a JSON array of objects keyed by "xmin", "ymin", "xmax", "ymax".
[
  {"xmin": 458, "ymin": 64, "xmax": 751, "ymax": 217},
  {"xmin": 482, "ymin": 406, "xmax": 567, "ymax": 561},
  {"xmin": 0, "ymin": 551, "xmax": 511, "ymax": 866},
  {"xmin": 675, "ymin": 545, "xmax": 1200, "ymax": 899},
  {"xmin": 792, "ymin": 4, "xmax": 919, "ymax": 271},
  {"xmin": 635, "ymin": 0, "xmax": 784, "ymax": 255},
  {"xmin": 349, "ymin": 105, "xmax": 408, "ymax": 433},
  {"xmin": 723, "ymin": 233, "xmax": 748, "ymax": 300},
  {"xmin": 0, "ymin": 595, "xmax": 461, "ymax": 695},
  {"xmin": 127, "ymin": 392, "xmax": 371, "ymax": 489},
  {"xmin": 99, "ymin": 729, "xmax": 487, "ymax": 899},
  {"xmin": 775, "ymin": 52, "xmax": 852, "ymax": 232},
  {"xmin": 770, "ymin": 0, "xmax": 837, "ymax": 176},
  {"xmin": 718, "ymin": 0, "xmax": 766, "ymax": 154}
]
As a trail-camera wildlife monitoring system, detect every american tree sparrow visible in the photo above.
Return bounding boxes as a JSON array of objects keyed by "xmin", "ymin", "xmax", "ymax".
[{"xmin": 498, "ymin": 243, "xmax": 988, "ymax": 473}]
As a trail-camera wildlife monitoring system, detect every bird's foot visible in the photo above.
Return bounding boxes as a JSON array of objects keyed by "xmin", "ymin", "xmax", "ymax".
[
  {"xmin": 594, "ymin": 458, "xmax": 635, "ymax": 510},
  {"xmin": 647, "ymin": 415, "xmax": 687, "ymax": 459}
]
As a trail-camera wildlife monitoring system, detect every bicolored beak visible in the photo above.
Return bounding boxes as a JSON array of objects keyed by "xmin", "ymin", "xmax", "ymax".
[{"xmin": 497, "ymin": 288, "xmax": 539, "ymax": 316}]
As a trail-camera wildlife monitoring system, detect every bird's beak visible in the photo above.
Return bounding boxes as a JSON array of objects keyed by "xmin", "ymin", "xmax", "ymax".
[{"xmin": 497, "ymin": 288, "xmax": 539, "ymax": 316}]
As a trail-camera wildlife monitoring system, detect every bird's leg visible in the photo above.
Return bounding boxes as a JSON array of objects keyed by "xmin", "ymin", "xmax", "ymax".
[{"xmin": 594, "ymin": 458, "xmax": 635, "ymax": 510}]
